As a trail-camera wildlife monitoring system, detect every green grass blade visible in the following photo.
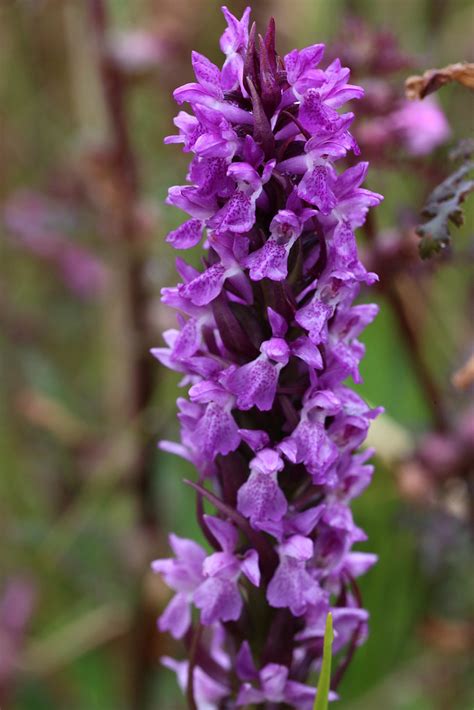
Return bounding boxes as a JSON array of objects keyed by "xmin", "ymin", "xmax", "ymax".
[{"xmin": 313, "ymin": 612, "xmax": 334, "ymax": 710}]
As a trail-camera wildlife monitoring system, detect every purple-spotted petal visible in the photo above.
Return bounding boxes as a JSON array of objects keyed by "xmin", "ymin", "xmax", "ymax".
[
  {"xmin": 209, "ymin": 191, "xmax": 255, "ymax": 233},
  {"xmin": 222, "ymin": 356, "xmax": 279, "ymax": 411},
  {"xmin": 299, "ymin": 89, "xmax": 346, "ymax": 136},
  {"xmin": 298, "ymin": 164, "xmax": 337, "ymax": 214},
  {"xmin": 244, "ymin": 240, "xmax": 290, "ymax": 281},
  {"xmin": 179, "ymin": 262, "xmax": 226, "ymax": 305},
  {"xmin": 194, "ymin": 402, "xmax": 241, "ymax": 460},
  {"xmin": 191, "ymin": 51, "xmax": 223, "ymax": 97},
  {"xmin": 295, "ymin": 298, "xmax": 332, "ymax": 344},
  {"xmin": 237, "ymin": 467, "xmax": 287, "ymax": 528},
  {"xmin": 166, "ymin": 219, "xmax": 203, "ymax": 249},
  {"xmin": 194, "ymin": 576, "xmax": 243, "ymax": 625},
  {"xmin": 332, "ymin": 220, "xmax": 357, "ymax": 265},
  {"xmin": 170, "ymin": 318, "xmax": 200, "ymax": 360}
]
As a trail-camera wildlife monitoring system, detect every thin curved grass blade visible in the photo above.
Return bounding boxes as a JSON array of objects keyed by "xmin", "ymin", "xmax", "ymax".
[{"xmin": 313, "ymin": 612, "xmax": 334, "ymax": 710}]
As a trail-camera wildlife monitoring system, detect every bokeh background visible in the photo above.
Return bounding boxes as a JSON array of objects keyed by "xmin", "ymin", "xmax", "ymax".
[{"xmin": 1, "ymin": 0, "xmax": 473, "ymax": 708}]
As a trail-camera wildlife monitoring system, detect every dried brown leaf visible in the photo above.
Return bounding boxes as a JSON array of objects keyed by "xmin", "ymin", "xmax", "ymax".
[
  {"xmin": 452, "ymin": 354, "xmax": 474, "ymax": 390},
  {"xmin": 420, "ymin": 616, "xmax": 474, "ymax": 653},
  {"xmin": 405, "ymin": 62, "xmax": 474, "ymax": 100}
]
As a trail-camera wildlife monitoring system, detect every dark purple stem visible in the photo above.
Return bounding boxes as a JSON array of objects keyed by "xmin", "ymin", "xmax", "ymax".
[
  {"xmin": 281, "ymin": 110, "xmax": 312, "ymax": 140},
  {"xmin": 186, "ymin": 623, "xmax": 203, "ymax": 710},
  {"xmin": 330, "ymin": 621, "xmax": 364, "ymax": 691},
  {"xmin": 330, "ymin": 575, "xmax": 364, "ymax": 691}
]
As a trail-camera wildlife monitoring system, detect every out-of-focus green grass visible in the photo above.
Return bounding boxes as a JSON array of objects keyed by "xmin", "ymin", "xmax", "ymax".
[{"xmin": 1, "ymin": 0, "xmax": 473, "ymax": 708}]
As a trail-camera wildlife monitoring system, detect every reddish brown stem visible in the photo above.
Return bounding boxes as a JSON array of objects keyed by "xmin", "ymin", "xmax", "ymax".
[
  {"xmin": 330, "ymin": 575, "xmax": 364, "ymax": 691},
  {"xmin": 88, "ymin": 2, "xmax": 159, "ymax": 708},
  {"xmin": 385, "ymin": 286, "xmax": 448, "ymax": 430},
  {"xmin": 330, "ymin": 622, "xmax": 363, "ymax": 692},
  {"xmin": 186, "ymin": 624, "xmax": 203, "ymax": 710},
  {"xmin": 88, "ymin": 0, "xmax": 138, "ymax": 201},
  {"xmin": 364, "ymin": 211, "xmax": 448, "ymax": 431}
]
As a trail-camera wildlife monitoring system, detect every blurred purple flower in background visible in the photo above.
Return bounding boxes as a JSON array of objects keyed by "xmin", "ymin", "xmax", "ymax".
[
  {"xmin": 107, "ymin": 30, "xmax": 167, "ymax": 74},
  {"xmin": 327, "ymin": 17, "xmax": 451, "ymax": 160},
  {"xmin": 152, "ymin": 6, "xmax": 382, "ymax": 707},
  {"xmin": 0, "ymin": 578, "xmax": 35, "ymax": 694},
  {"xmin": 359, "ymin": 96, "xmax": 450, "ymax": 156},
  {"xmin": 3, "ymin": 190, "xmax": 108, "ymax": 300},
  {"xmin": 388, "ymin": 96, "xmax": 451, "ymax": 155}
]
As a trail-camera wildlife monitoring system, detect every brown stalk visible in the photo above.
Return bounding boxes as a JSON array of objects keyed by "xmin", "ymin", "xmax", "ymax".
[
  {"xmin": 364, "ymin": 211, "xmax": 448, "ymax": 431},
  {"xmin": 186, "ymin": 624, "xmax": 203, "ymax": 710},
  {"xmin": 88, "ymin": 1, "xmax": 159, "ymax": 708}
]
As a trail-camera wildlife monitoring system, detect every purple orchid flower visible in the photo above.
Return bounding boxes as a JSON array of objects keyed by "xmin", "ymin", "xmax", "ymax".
[
  {"xmin": 151, "ymin": 534, "xmax": 206, "ymax": 639},
  {"xmin": 237, "ymin": 448, "xmax": 287, "ymax": 530},
  {"xmin": 153, "ymin": 6, "xmax": 382, "ymax": 707},
  {"xmin": 194, "ymin": 515, "xmax": 260, "ymax": 625},
  {"xmin": 236, "ymin": 641, "xmax": 338, "ymax": 709}
]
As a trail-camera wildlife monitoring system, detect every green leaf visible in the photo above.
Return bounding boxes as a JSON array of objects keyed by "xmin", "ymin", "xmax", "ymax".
[{"xmin": 314, "ymin": 612, "xmax": 334, "ymax": 710}]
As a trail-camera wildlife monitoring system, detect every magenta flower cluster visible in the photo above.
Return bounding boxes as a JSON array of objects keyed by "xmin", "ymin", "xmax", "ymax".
[{"xmin": 152, "ymin": 7, "xmax": 382, "ymax": 708}]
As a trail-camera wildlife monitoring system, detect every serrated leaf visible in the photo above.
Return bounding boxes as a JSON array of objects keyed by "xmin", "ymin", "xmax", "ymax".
[
  {"xmin": 416, "ymin": 140, "xmax": 474, "ymax": 258},
  {"xmin": 313, "ymin": 612, "xmax": 334, "ymax": 710}
]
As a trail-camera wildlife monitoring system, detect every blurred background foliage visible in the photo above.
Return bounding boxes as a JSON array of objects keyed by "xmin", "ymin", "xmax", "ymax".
[{"xmin": 0, "ymin": 0, "xmax": 473, "ymax": 708}]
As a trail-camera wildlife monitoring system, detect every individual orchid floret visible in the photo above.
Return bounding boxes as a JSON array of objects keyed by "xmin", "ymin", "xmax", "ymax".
[
  {"xmin": 162, "ymin": 655, "xmax": 230, "ymax": 709},
  {"xmin": 165, "ymin": 106, "xmax": 240, "ymax": 161},
  {"xmin": 236, "ymin": 645, "xmax": 321, "ymax": 709},
  {"xmin": 278, "ymin": 390, "xmax": 341, "ymax": 483},
  {"xmin": 151, "ymin": 534, "xmax": 206, "ymax": 639},
  {"xmin": 220, "ymin": 349, "xmax": 282, "ymax": 411},
  {"xmin": 186, "ymin": 387, "xmax": 241, "ymax": 466},
  {"xmin": 312, "ymin": 503, "xmax": 367, "ymax": 573},
  {"xmin": 237, "ymin": 449, "xmax": 287, "ymax": 530},
  {"xmin": 243, "ymin": 209, "xmax": 312, "ymax": 281},
  {"xmin": 266, "ymin": 535, "xmax": 323, "ymax": 616},
  {"xmin": 166, "ymin": 218, "xmax": 204, "ymax": 249},
  {"xmin": 194, "ymin": 516, "xmax": 260, "ymax": 625},
  {"xmin": 220, "ymin": 6, "xmax": 251, "ymax": 93},
  {"xmin": 208, "ymin": 159, "xmax": 274, "ymax": 235},
  {"xmin": 153, "ymin": 6, "xmax": 382, "ymax": 707}
]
